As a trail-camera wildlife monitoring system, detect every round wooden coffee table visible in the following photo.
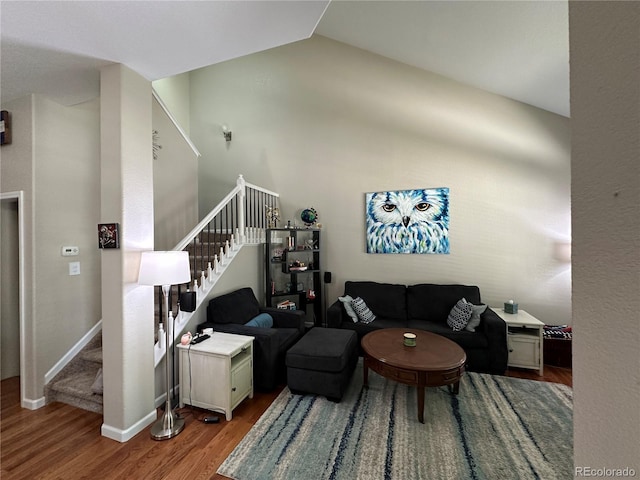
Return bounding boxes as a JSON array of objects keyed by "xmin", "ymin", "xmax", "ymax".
[{"xmin": 362, "ymin": 328, "xmax": 466, "ymax": 423}]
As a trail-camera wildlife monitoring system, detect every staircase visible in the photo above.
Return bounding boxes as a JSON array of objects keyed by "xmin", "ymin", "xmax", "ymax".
[
  {"xmin": 44, "ymin": 175, "xmax": 279, "ymax": 414},
  {"xmin": 44, "ymin": 334, "xmax": 104, "ymax": 414}
]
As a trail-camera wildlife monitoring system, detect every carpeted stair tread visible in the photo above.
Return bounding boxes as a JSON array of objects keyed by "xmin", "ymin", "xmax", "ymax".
[
  {"xmin": 48, "ymin": 370, "xmax": 103, "ymax": 414},
  {"xmin": 80, "ymin": 347, "xmax": 103, "ymax": 364},
  {"xmin": 52, "ymin": 370, "xmax": 101, "ymax": 398}
]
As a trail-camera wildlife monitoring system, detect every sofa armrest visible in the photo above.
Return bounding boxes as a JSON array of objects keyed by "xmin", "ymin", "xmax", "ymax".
[
  {"xmin": 326, "ymin": 300, "xmax": 346, "ymax": 328},
  {"xmin": 261, "ymin": 307, "xmax": 306, "ymax": 335},
  {"xmin": 479, "ymin": 307, "xmax": 509, "ymax": 374}
]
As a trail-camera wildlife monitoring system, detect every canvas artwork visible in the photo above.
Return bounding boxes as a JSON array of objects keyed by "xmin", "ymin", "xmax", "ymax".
[{"xmin": 366, "ymin": 188, "xmax": 449, "ymax": 254}]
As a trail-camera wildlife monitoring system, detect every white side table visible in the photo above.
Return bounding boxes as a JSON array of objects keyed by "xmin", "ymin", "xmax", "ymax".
[
  {"xmin": 494, "ymin": 309, "xmax": 544, "ymax": 376},
  {"xmin": 177, "ymin": 332, "xmax": 254, "ymax": 421}
]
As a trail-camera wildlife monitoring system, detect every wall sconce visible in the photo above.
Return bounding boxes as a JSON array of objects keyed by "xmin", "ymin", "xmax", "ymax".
[{"xmin": 221, "ymin": 124, "xmax": 232, "ymax": 142}]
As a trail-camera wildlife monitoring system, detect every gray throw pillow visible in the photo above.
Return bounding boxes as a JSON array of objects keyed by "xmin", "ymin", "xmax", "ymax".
[
  {"xmin": 464, "ymin": 299, "xmax": 487, "ymax": 332},
  {"xmin": 447, "ymin": 298, "xmax": 473, "ymax": 331},
  {"xmin": 339, "ymin": 295, "xmax": 359, "ymax": 322}
]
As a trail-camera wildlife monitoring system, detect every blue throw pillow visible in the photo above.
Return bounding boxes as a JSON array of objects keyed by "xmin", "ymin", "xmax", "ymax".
[{"xmin": 245, "ymin": 312, "xmax": 273, "ymax": 328}]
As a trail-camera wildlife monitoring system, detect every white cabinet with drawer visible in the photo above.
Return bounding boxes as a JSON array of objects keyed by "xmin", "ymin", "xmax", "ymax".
[
  {"xmin": 178, "ymin": 332, "xmax": 254, "ymax": 421},
  {"xmin": 495, "ymin": 309, "xmax": 544, "ymax": 376}
]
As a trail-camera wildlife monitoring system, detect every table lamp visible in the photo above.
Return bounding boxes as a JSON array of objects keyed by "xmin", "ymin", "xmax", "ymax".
[{"xmin": 138, "ymin": 250, "xmax": 191, "ymax": 440}]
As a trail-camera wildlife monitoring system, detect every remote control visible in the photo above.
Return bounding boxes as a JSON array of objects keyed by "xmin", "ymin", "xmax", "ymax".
[{"xmin": 191, "ymin": 333, "xmax": 210, "ymax": 344}]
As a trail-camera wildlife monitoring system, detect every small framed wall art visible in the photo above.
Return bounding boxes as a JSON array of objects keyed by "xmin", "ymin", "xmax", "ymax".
[
  {"xmin": 365, "ymin": 187, "xmax": 450, "ymax": 254},
  {"xmin": 98, "ymin": 223, "xmax": 120, "ymax": 249}
]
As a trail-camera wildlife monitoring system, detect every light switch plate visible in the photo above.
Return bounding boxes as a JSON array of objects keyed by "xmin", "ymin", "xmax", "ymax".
[{"xmin": 69, "ymin": 262, "xmax": 80, "ymax": 276}]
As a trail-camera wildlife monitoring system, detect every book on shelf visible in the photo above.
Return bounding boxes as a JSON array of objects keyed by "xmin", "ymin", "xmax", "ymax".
[{"xmin": 277, "ymin": 300, "xmax": 297, "ymax": 310}]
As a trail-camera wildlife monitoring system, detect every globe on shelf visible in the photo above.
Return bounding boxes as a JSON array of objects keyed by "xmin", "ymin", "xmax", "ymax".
[{"xmin": 300, "ymin": 207, "xmax": 318, "ymax": 227}]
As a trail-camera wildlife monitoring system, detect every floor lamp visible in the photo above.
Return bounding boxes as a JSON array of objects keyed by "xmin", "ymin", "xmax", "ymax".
[{"xmin": 138, "ymin": 250, "xmax": 191, "ymax": 441}]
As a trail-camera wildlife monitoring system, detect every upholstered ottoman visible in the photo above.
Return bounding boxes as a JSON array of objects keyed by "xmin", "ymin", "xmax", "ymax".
[{"xmin": 286, "ymin": 327, "xmax": 358, "ymax": 402}]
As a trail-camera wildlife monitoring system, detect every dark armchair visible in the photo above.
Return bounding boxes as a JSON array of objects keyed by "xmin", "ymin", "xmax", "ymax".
[{"xmin": 197, "ymin": 287, "xmax": 305, "ymax": 391}]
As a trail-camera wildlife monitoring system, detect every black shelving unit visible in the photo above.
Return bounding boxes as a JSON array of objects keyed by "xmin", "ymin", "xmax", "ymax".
[{"xmin": 266, "ymin": 228, "xmax": 322, "ymax": 328}]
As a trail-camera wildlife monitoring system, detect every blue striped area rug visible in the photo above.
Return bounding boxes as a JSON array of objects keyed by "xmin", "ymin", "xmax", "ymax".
[{"xmin": 218, "ymin": 362, "xmax": 572, "ymax": 480}]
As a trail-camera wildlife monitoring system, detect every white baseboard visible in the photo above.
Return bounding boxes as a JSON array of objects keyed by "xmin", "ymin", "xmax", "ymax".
[
  {"xmin": 22, "ymin": 396, "xmax": 45, "ymax": 410},
  {"xmin": 101, "ymin": 410, "xmax": 157, "ymax": 443}
]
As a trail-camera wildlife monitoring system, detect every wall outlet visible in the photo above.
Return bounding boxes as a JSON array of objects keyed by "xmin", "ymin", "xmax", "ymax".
[{"xmin": 61, "ymin": 246, "xmax": 79, "ymax": 256}]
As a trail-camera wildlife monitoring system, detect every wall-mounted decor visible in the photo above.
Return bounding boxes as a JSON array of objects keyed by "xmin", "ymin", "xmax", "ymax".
[
  {"xmin": 1, "ymin": 110, "xmax": 11, "ymax": 146},
  {"xmin": 98, "ymin": 223, "xmax": 120, "ymax": 249},
  {"xmin": 152, "ymin": 129, "xmax": 162, "ymax": 160},
  {"xmin": 366, "ymin": 188, "xmax": 449, "ymax": 254}
]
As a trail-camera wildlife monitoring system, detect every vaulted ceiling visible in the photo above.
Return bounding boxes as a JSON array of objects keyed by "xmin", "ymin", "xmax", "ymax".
[{"xmin": 0, "ymin": 1, "xmax": 569, "ymax": 117}]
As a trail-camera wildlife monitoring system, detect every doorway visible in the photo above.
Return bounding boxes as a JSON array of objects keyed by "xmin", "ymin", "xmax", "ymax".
[{"xmin": 0, "ymin": 192, "xmax": 25, "ymax": 398}]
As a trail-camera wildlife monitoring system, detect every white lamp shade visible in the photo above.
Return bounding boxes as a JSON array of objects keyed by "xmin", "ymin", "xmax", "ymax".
[{"xmin": 138, "ymin": 251, "xmax": 191, "ymax": 286}]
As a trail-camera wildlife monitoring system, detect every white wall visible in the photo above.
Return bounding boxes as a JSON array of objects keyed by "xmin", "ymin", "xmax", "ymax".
[
  {"xmin": 1, "ymin": 94, "xmax": 101, "ymax": 403},
  {"xmin": 570, "ymin": 1, "xmax": 640, "ymax": 474},
  {"xmin": 152, "ymin": 96, "xmax": 199, "ymax": 251},
  {"xmin": 100, "ymin": 64, "xmax": 156, "ymax": 441},
  {"xmin": 190, "ymin": 35, "xmax": 571, "ymax": 325},
  {"xmin": 152, "ymin": 73, "xmax": 191, "ymax": 136},
  {"xmin": 1, "ymin": 95, "xmax": 37, "ymax": 402},
  {"xmin": 33, "ymin": 95, "xmax": 102, "ymax": 387}
]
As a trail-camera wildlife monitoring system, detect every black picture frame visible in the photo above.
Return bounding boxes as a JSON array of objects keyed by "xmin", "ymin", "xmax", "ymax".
[{"xmin": 98, "ymin": 223, "xmax": 120, "ymax": 249}]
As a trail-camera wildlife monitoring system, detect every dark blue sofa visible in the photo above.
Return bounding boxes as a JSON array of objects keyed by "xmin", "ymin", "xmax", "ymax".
[
  {"xmin": 326, "ymin": 281, "xmax": 508, "ymax": 375},
  {"xmin": 197, "ymin": 287, "xmax": 306, "ymax": 391}
]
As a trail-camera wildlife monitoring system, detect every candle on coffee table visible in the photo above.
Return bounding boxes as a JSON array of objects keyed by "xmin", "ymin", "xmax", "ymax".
[{"xmin": 404, "ymin": 332, "xmax": 416, "ymax": 347}]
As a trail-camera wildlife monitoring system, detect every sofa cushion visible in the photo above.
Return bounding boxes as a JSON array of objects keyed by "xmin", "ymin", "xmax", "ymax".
[
  {"xmin": 344, "ymin": 281, "xmax": 407, "ymax": 321},
  {"xmin": 447, "ymin": 298, "xmax": 473, "ymax": 331},
  {"xmin": 339, "ymin": 317, "xmax": 402, "ymax": 338},
  {"xmin": 272, "ymin": 328, "xmax": 302, "ymax": 353},
  {"xmin": 208, "ymin": 287, "xmax": 260, "ymax": 324},
  {"xmin": 408, "ymin": 321, "xmax": 489, "ymax": 349},
  {"xmin": 407, "ymin": 284, "xmax": 481, "ymax": 324}
]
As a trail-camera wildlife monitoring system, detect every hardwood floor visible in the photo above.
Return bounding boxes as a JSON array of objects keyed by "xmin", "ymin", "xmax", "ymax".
[
  {"xmin": 506, "ymin": 364, "xmax": 573, "ymax": 387},
  {"xmin": 1, "ymin": 365, "xmax": 572, "ymax": 479},
  {"xmin": 1, "ymin": 377, "xmax": 280, "ymax": 480}
]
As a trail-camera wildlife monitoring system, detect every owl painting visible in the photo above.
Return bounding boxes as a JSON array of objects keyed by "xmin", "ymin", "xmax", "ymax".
[{"xmin": 366, "ymin": 188, "xmax": 449, "ymax": 254}]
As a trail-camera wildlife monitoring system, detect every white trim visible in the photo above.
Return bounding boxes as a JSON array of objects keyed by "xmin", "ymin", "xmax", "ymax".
[
  {"xmin": 0, "ymin": 191, "xmax": 28, "ymax": 409},
  {"xmin": 21, "ymin": 396, "xmax": 45, "ymax": 410},
  {"xmin": 152, "ymin": 88, "xmax": 201, "ymax": 158},
  {"xmin": 44, "ymin": 320, "xmax": 102, "ymax": 384},
  {"xmin": 245, "ymin": 181, "xmax": 280, "ymax": 198},
  {"xmin": 101, "ymin": 410, "xmax": 157, "ymax": 443},
  {"xmin": 172, "ymin": 185, "xmax": 242, "ymax": 251}
]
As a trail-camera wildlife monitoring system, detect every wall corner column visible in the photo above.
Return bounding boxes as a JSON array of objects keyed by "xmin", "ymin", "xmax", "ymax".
[{"xmin": 100, "ymin": 64, "xmax": 156, "ymax": 441}]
